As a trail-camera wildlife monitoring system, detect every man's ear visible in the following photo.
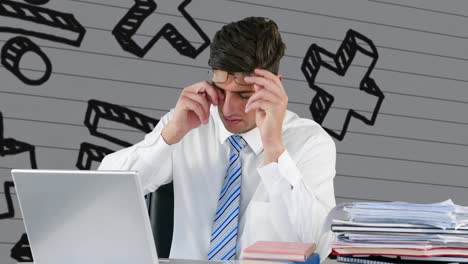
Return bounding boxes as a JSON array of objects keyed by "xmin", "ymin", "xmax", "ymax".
[{"xmin": 278, "ymin": 74, "xmax": 283, "ymax": 81}]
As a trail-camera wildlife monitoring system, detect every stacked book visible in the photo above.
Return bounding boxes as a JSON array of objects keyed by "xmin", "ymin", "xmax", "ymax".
[
  {"xmin": 240, "ymin": 241, "xmax": 320, "ymax": 264},
  {"xmin": 329, "ymin": 200, "xmax": 468, "ymax": 263}
]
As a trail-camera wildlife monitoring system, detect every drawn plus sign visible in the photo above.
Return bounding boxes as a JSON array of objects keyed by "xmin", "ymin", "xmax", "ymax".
[
  {"xmin": 0, "ymin": 0, "xmax": 85, "ymax": 85},
  {"xmin": 301, "ymin": 29, "xmax": 385, "ymax": 141},
  {"xmin": 113, "ymin": 0, "xmax": 210, "ymax": 58}
]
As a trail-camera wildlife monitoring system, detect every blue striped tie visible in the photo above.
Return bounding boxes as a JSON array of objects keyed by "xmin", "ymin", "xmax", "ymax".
[{"xmin": 208, "ymin": 135, "xmax": 247, "ymax": 261}]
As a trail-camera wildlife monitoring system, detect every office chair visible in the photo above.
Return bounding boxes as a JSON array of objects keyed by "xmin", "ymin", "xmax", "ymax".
[{"xmin": 147, "ymin": 182, "xmax": 174, "ymax": 258}]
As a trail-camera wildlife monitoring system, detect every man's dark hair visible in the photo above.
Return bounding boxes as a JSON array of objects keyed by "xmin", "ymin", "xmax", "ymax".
[{"xmin": 208, "ymin": 17, "xmax": 286, "ymax": 75}]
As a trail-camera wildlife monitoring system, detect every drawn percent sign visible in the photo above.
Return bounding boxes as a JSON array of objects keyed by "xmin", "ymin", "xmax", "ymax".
[{"xmin": 0, "ymin": 0, "xmax": 85, "ymax": 85}]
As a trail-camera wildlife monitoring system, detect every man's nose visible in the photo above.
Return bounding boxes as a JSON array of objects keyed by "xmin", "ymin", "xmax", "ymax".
[{"xmin": 222, "ymin": 93, "xmax": 239, "ymax": 116}]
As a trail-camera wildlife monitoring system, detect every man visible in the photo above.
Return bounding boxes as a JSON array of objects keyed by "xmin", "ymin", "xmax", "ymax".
[{"xmin": 99, "ymin": 17, "xmax": 336, "ymax": 260}]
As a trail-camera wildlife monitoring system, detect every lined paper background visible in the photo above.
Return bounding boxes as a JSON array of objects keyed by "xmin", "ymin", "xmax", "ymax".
[{"xmin": 1, "ymin": 0, "xmax": 468, "ymax": 262}]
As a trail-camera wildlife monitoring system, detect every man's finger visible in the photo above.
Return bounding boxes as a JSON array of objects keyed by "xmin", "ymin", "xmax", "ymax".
[
  {"xmin": 184, "ymin": 92, "xmax": 211, "ymax": 117},
  {"xmin": 197, "ymin": 81, "xmax": 220, "ymax": 105},
  {"xmin": 253, "ymin": 68, "xmax": 284, "ymax": 91},
  {"xmin": 183, "ymin": 98, "xmax": 209, "ymax": 124},
  {"xmin": 245, "ymin": 99, "xmax": 272, "ymax": 113},
  {"xmin": 246, "ymin": 89, "xmax": 278, "ymax": 111},
  {"xmin": 244, "ymin": 75, "xmax": 283, "ymax": 97}
]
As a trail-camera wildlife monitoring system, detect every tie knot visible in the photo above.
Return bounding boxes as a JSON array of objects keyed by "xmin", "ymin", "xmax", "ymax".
[{"xmin": 228, "ymin": 135, "xmax": 246, "ymax": 153}]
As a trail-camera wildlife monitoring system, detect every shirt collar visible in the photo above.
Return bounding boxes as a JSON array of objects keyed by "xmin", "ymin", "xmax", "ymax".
[{"xmin": 212, "ymin": 106, "xmax": 264, "ymax": 156}]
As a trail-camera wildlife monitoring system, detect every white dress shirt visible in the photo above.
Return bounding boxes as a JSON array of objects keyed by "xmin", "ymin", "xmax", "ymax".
[{"xmin": 98, "ymin": 105, "xmax": 337, "ymax": 260}]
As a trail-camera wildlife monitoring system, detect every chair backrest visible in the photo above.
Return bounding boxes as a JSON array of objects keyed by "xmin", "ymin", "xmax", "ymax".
[{"xmin": 147, "ymin": 182, "xmax": 174, "ymax": 258}]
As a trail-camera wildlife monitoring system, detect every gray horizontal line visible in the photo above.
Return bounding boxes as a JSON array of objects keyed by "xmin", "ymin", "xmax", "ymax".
[
  {"xmin": 0, "ymin": 192, "xmax": 16, "ymax": 195},
  {"xmin": 72, "ymin": 0, "xmax": 468, "ymax": 62},
  {"xmin": 86, "ymin": 25, "xmax": 205, "ymax": 44},
  {"xmin": 337, "ymin": 129, "xmax": 468, "ymax": 147},
  {"xmin": 313, "ymin": 81, "xmax": 468, "ymax": 105},
  {"xmin": 330, "ymin": 104, "xmax": 468, "ymax": 127},
  {"xmin": 336, "ymin": 173, "xmax": 468, "ymax": 189},
  {"xmin": 0, "ymin": 242, "xmax": 16, "ymax": 245},
  {"xmin": 72, "ymin": 0, "xmax": 192, "ymax": 19},
  {"xmin": 0, "ymin": 89, "xmax": 168, "ymax": 114},
  {"xmin": 338, "ymin": 151, "xmax": 468, "ymax": 168},
  {"xmin": 3, "ymin": 116, "xmax": 144, "ymax": 134},
  {"xmin": 289, "ymin": 98, "xmax": 468, "ymax": 126},
  {"xmin": 282, "ymin": 53, "xmax": 468, "ymax": 87},
  {"xmin": 226, "ymin": 0, "xmax": 468, "ymax": 40},
  {"xmin": 10, "ymin": 218, "xmax": 23, "ymax": 221},
  {"xmin": 335, "ymin": 196, "xmax": 388, "ymax": 202},
  {"xmin": 35, "ymin": 145, "xmax": 80, "ymax": 151},
  {"xmin": 373, "ymin": 66, "xmax": 468, "ymax": 84},
  {"xmin": 368, "ymin": 0, "xmax": 468, "ymax": 18},
  {"xmin": 0, "ymin": 166, "xmax": 14, "ymax": 170}
]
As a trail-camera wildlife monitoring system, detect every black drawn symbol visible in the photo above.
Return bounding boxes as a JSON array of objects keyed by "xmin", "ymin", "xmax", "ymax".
[
  {"xmin": 76, "ymin": 142, "xmax": 113, "ymax": 170},
  {"xmin": 10, "ymin": 233, "xmax": 33, "ymax": 262},
  {"xmin": 84, "ymin": 99, "xmax": 159, "ymax": 147},
  {"xmin": 0, "ymin": 181, "xmax": 14, "ymax": 219},
  {"xmin": 24, "ymin": 0, "xmax": 50, "ymax": 5},
  {"xmin": 2, "ymin": 36, "xmax": 52, "ymax": 85},
  {"xmin": 112, "ymin": 0, "xmax": 210, "ymax": 58},
  {"xmin": 301, "ymin": 29, "xmax": 385, "ymax": 141},
  {"xmin": 77, "ymin": 99, "xmax": 159, "ymax": 170},
  {"xmin": 0, "ymin": 0, "xmax": 86, "ymax": 85},
  {"xmin": 0, "ymin": 112, "xmax": 38, "ymax": 168}
]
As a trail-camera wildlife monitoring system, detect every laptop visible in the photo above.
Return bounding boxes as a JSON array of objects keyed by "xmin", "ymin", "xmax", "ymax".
[{"xmin": 11, "ymin": 169, "xmax": 159, "ymax": 264}]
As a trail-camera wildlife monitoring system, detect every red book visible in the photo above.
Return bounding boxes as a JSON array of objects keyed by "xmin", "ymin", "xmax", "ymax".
[{"xmin": 243, "ymin": 241, "xmax": 317, "ymax": 262}]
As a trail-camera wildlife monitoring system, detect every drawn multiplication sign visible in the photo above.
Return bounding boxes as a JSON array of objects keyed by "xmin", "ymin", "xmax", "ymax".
[
  {"xmin": 0, "ymin": 0, "xmax": 85, "ymax": 85},
  {"xmin": 301, "ymin": 29, "xmax": 385, "ymax": 141}
]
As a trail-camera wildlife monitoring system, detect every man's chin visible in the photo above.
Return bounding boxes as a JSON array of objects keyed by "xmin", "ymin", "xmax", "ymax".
[
  {"xmin": 223, "ymin": 123, "xmax": 244, "ymax": 134},
  {"xmin": 223, "ymin": 121, "xmax": 256, "ymax": 134}
]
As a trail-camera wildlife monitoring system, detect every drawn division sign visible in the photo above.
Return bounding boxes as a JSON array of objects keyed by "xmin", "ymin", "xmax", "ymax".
[{"xmin": 0, "ymin": 0, "xmax": 86, "ymax": 85}]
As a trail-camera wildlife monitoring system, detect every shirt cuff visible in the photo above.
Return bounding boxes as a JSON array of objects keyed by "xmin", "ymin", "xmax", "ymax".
[{"xmin": 257, "ymin": 149, "xmax": 303, "ymax": 198}]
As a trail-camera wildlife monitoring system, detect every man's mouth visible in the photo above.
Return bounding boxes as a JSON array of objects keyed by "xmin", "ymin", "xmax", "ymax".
[{"xmin": 224, "ymin": 116, "xmax": 242, "ymax": 124}]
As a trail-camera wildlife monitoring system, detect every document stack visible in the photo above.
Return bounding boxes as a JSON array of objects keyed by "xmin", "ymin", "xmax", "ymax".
[{"xmin": 329, "ymin": 200, "xmax": 468, "ymax": 263}]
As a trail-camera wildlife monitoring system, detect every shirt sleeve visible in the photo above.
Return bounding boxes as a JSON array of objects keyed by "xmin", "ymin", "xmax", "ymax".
[
  {"xmin": 256, "ymin": 133, "xmax": 337, "ymax": 259},
  {"xmin": 98, "ymin": 109, "xmax": 176, "ymax": 195}
]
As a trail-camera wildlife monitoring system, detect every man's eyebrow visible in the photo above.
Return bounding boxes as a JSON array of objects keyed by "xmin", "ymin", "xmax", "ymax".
[{"xmin": 211, "ymin": 83, "xmax": 254, "ymax": 94}]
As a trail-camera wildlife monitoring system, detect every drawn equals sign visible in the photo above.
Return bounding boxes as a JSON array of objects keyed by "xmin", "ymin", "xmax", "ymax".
[{"xmin": 0, "ymin": 0, "xmax": 86, "ymax": 85}]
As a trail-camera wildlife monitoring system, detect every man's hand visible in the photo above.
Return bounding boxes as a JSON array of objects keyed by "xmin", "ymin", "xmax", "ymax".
[
  {"xmin": 162, "ymin": 81, "xmax": 224, "ymax": 145},
  {"xmin": 244, "ymin": 69, "xmax": 288, "ymax": 164}
]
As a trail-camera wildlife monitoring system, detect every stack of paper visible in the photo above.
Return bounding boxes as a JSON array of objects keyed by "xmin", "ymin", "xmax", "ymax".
[{"xmin": 328, "ymin": 200, "xmax": 468, "ymax": 263}]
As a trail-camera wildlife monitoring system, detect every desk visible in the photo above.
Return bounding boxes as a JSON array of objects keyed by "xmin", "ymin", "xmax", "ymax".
[{"xmin": 18, "ymin": 258, "xmax": 340, "ymax": 264}]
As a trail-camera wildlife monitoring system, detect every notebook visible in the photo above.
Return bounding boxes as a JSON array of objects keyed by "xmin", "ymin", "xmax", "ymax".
[{"xmin": 243, "ymin": 241, "xmax": 317, "ymax": 262}]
